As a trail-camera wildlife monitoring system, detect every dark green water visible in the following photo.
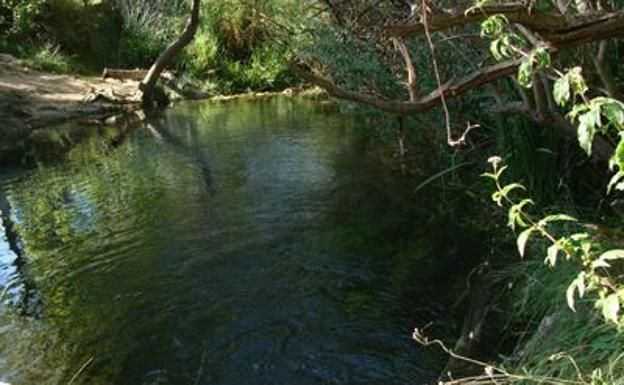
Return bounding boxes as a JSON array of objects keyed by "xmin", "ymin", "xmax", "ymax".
[{"xmin": 0, "ymin": 98, "xmax": 478, "ymax": 385}]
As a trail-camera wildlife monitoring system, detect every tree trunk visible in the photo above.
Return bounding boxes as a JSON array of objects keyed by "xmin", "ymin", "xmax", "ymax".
[{"xmin": 139, "ymin": 0, "xmax": 201, "ymax": 106}]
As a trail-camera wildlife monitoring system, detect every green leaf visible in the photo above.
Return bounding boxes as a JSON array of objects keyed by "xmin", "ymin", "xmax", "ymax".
[
  {"xmin": 495, "ymin": 165, "xmax": 508, "ymax": 179},
  {"xmin": 500, "ymin": 183, "xmax": 525, "ymax": 198},
  {"xmin": 576, "ymin": 272, "xmax": 586, "ymax": 298},
  {"xmin": 601, "ymin": 98, "xmax": 624, "ymax": 130},
  {"xmin": 602, "ymin": 293, "xmax": 620, "ymax": 324},
  {"xmin": 541, "ymin": 214, "xmax": 577, "ymax": 223},
  {"xmin": 553, "ymin": 76, "xmax": 570, "ymax": 107},
  {"xmin": 491, "ymin": 191, "xmax": 504, "ymax": 206},
  {"xmin": 591, "ymin": 259, "xmax": 611, "ymax": 269},
  {"xmin": 566, "ymin": 273, "xmax": 585, "ymax": 312},
  {"xmin": 480, "ymin": 15, "xmax": 508, "ymax": 38},
  {"xmin": 608, "ymin": 171, "xmax": 624, "ymax": 194},
  {"xmin": 612, "ymin": 133, "xmax": 624, "ymax": 170},
  {"xmin": 490, "ymin": 39, "xmax": 505, "ymax": 61},
  {"xmin": 577, "ymin": 106, "xmax": 601, "ymax": 156},
  {"xmin": 570, "ymin": 233, "xmax": 589, "ymax": 242},
  {"xmin": 597, "ymin": 250, "xmax": 624, "ymax": 262},
  {"xmin": 546, "ymin": 244, "xmax": 560, "ymax": 266},
  {"xmin": 568, "ymin": 67, "xmax": 588, "ymax": 97},
  {"xmin": 517, "ymin": 59, "xmax": 533, "ymax": 88},
  {"xmin": 532, "ymin": 48, "xmax": 550, "ymax": 70},
  {"xmin": 567, "ymin": 280, "xmax": 578, "ymax": 311},
  {"xmin": 508, "ymin": 207, "xmax": 517, "ymax": 230},
  {"xmin": 517, "ymin": 227, "xmax": 534, "ymax": 258},
  {"xmin": 508, "ymin": 199, "xmax": 533, "ymax": 230},
  {"xmin": 568, "ymin": 103, "xmax": 590, "ymax": 122}
]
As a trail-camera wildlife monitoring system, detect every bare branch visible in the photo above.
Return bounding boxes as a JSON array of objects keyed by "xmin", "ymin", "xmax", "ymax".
[
  {"xmin": 288, "ymin": 58, "xmax": 522, "ymax": 116},
  {"xmin": 392, "ymin": 37, "xmax": 419, "ymax": 101}
]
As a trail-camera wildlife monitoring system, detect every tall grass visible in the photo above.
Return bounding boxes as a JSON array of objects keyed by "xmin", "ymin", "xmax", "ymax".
[
  {"xmin": 490, "ymin": 255, "xmax": 624, "ymax": 384},
  {"xmin": 21, "ymin": 44, "xmax": 76, "ymax": 74},
  {"xmin": 178, "ymin": 0, "xmax": 303, "ymax": 93}
]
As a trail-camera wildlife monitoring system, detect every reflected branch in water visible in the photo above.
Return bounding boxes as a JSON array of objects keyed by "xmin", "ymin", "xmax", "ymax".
[{"xmin": 145, "ymin": 113, "xmax": 215, "ymax": 196}]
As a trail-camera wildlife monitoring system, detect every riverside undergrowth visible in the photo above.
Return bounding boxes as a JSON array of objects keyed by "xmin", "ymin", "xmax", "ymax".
[
  {"xmin": 411, "ymin": 9, "xmax": 624, "ymax": 385},
  {"xmin": 0, "ymin": 0, "xmax": 306, "ymax": 94}
]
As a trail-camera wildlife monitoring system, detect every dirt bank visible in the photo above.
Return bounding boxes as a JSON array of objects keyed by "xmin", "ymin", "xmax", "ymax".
[
  {"xmin": 0, "ymin": 54, "xmax": 141, "ymax": 158},
  {"xmin": 0, "ymin": 54, "xmax": 326, "ymax": 162}
]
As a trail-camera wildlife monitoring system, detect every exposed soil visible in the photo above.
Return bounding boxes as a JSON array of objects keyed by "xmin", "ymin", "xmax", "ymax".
[
  {"xmin": 0, "ymin": 53, "xmax": 326, "ymax": 163},
  {"xmin": 0, "ymin": 54, "xmax": 141, "ymax": 158}
]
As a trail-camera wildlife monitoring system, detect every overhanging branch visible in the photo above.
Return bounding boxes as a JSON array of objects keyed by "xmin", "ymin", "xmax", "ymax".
[
  {"xmin": 288, "ymin": 58, "xmax": 521, "ymax": 116},
  {"xmin": 292, "ymin": 9, "xmax": 624, "ymax": 117},
  {"xmin": 383, "ymin": 3, "xmax": 624, "ymax": 41}
]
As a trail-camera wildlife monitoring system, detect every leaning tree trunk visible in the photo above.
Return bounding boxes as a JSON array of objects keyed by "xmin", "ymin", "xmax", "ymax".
[{"xmin": 139, "ymin": 0, "xmax": 201, "ymax": 106}]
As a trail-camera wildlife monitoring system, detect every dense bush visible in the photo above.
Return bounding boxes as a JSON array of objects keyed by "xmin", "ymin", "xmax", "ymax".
[
  {"xmin": 21, "ymin": 43, "xmax": 75, "ymax": 74},
  {"xmin": 0, "ymin": 0, "xmax": 46, "ymax": 41},
  {"xmin": 182, "ymin": 0, "xmax": 303, "ymax": 93},
  {"xmin": 1, "ymin": 0, "xmax": 304, "ymax": 92},
  {"xmin": 118, "ymin": 25, "xmax": 168, "ymax": 70}
]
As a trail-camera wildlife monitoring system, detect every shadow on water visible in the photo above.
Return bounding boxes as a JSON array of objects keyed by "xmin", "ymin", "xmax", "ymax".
[{"xmin": 0, "ymin": 97, "xmax": 483, "ymax": 385}]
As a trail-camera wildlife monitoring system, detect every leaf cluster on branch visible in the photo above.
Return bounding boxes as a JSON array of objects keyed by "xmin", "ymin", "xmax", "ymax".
[{"xmin": 294, "ymin": 0, "xmax": 624, "ymax": 156}]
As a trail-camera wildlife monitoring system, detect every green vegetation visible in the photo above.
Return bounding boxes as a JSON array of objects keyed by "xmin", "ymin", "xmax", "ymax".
[
  {"xmin": 1, "ymin": 0, "xmax": 624, "ymax": 384},
  {"xmin": 20, "ymin": 44, "xmax": 76, "ymax": 74},
  {"xmin": 0, "ymin": 0, "xmax": 305, "ymax": 93}
]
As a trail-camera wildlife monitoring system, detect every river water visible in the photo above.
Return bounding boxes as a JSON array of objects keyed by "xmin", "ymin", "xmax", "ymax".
[{"xmin": 0, "ymin": 97, "xmax": 480, "ymax": 385}]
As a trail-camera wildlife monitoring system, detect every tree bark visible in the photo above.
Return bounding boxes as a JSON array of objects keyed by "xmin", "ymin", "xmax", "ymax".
[
  {"xmin": 292, "ymin": 11, "xmax": 624, "ymax": 117},
  {"xmin": 383, "ymin": 3, "xmax": 624, "ymax": 41},
  {"xmin": 289, "ymin": 58, "xmax": 523, "ymax": 116},
  {"xmin": 392, "ymin": 37, "xmax": 418, "ymax": 101},
  {"xmin": 139, "ymin": 0, "xmax": 201, "ymax": 105}
]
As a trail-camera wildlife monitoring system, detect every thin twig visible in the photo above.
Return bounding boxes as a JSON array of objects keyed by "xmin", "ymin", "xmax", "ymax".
[
  {"xmin": 193, "ymin": 349, "xmax": 207, "ymax": 385},
  {"xmin": 412, "ymin": 328, "xmax": 586, "ymax": 385},
  {"xmin": 67, "ymin": 356, "xmax": 94, "ymax": 385},
  {"xmin": 420, "ymin": 0, "xmax": 473, "ymax": 147}
]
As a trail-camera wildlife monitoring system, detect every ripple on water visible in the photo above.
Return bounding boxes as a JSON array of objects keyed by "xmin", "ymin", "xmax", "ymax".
[{"xmin": 0, "ymin": 98, "xmax": 471, "ymax": 385}]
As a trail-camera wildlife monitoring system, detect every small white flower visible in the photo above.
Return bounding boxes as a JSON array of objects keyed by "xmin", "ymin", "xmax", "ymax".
[{"xmin": 487, "ymin": 156, "xmax": 502, "ymax": 166}]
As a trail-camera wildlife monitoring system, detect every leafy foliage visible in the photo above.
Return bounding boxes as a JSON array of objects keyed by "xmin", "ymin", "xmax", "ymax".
[
  {"xmin": 21, "ymin": 43, "xmax": 76, "ymax": 74},
  {"xmin": 183, "ymin": 0, "xmax": 303, "ymax": 93},
  {"xmin": 0, "ymin": 0, "xmax": 46, "ymax": 39},
  {"xmin": 485, "ymin": 160, "xmax": 624, "ymax": 329},
  {"xmin": 479, "ymin": 14, "xmax": 624, "ymax": 327},
  {"xmin": 2, "ymin": 0, "xmax": 305, "ymax": 92}
]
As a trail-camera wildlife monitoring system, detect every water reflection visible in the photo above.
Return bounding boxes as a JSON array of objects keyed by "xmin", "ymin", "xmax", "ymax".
[{"xmin": 0, "ymin": 97, "xmax": 477, "ymax": 385}]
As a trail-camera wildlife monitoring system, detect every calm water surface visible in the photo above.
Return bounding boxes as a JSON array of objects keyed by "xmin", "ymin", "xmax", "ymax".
[{"xmin": 0, "ymin": 98, "xmax": 478, "ymax": 385}]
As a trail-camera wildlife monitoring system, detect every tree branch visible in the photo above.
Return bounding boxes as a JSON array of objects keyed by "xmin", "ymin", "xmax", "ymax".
[
  {"xmin": 288, "ymin": 58, "xmax": 522, "ymax": 116},
  {"xmin": 392, "ymin": 37, "xmax": 418, "ymax": 101},
  {"xmin": 383, "ymin": 3, "xmax": 624, "ymax": 41},
  {"xmin": 140, "ymin": 0, "xmax": 201, "ymax": 103},
  {"xmin": 292, "ymin": 9, "xmax": 624, "ymax": 116}
]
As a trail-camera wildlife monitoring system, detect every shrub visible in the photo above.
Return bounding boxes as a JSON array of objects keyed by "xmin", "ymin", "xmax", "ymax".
[
  {"xmin": 118, "ymin": 25, "xmax": 168, "ymax": 69},
  {"xmin": 186, "ymin": 26, "xmax": 219, "ymax": 77},
  {"xmin": 0, "ymin": 0, "xmax": 46, "ymax": 41},
  {"xmin": 22, "ymin": 44, "xmax": 74, "ymax": 74}
]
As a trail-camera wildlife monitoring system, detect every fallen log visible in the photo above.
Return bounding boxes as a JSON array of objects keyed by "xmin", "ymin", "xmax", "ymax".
[
  {"xmin": 102, "ymin": 68, "xmax": 148, "ymax": 81},
  {"xmin": 160, "ymin": 72, "xmax": 209, "ymax": 100},
  {"xmin": 100, "ymin": 69, "xmax": 208, "ymax": 100}
]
